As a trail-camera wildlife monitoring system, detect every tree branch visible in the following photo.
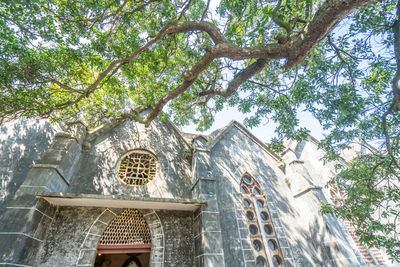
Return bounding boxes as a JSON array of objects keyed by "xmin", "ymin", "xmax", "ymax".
[
  {"xmin": 7, "ymin": 0, "xmax": 376, "ymax": 126},
  {"xmin": 284, "ymin": 0, "xmax": 376, "ymax": 69}
]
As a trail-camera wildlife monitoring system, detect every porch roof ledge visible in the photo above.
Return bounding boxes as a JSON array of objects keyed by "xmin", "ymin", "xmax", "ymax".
[{"xmin": 37, "ymin": 192, "xmax": 207, "ymax": 211}]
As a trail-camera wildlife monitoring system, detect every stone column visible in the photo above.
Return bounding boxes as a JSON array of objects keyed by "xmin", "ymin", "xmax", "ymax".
[
  {"xmin": 0, "ymin": 121, "xmax": 87, "ymax": 266},
  {"xmin": 192, "ymin": 137, "xmax": 225, "ymax": 267}
]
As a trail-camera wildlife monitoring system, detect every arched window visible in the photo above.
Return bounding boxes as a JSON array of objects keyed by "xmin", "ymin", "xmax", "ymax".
[{"xmin": 240, "ymin": 174, "xmax": 285, "ymax": 267}]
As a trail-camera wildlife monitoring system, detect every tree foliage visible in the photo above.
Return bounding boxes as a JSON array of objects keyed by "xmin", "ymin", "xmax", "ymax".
[{"xmin": 1, "ymin": 0, "xmax": 400, "ymax": 260}]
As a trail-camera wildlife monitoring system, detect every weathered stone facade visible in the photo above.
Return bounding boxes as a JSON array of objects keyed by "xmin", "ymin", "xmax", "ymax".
[{"xmin": 0, "ymin": 117, "xmax": 391, "ymax": 266}]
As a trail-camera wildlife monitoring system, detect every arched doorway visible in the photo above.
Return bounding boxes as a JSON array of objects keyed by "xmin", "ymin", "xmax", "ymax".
[{"xmin": 94, "ymin": 209, "xmax": 151, "ymax": 267}]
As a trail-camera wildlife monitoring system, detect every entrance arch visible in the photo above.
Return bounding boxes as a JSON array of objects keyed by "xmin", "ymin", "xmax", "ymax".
[{"xmin": 75, "ymin": 208, "xmax": 164, "ymax": 267}]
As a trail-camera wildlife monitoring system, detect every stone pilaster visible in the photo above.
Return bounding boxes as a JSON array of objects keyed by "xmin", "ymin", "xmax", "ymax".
[
  {"xmin": 0, "ymin": 121, "xmax": 87, "ymax": 266},
  {"xmin": 192, "ymin": 137, "xmax": 225, "ymax": 267}
]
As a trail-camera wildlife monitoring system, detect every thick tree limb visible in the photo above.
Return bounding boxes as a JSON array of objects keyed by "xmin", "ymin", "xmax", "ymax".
[
  {"xmin": 10, "ymin": 0, "xmax": 376, "ymax": 125},
  {"xmin": 144, "ymin": 50, "xmax": 216, "ymax": 125},
  {"xmin": 392, "ymin": 4, "xmax": 400, "ymax": 112},
  {"xmin": 284, "ymin": 0, "xmax": 376, "ymax": 68},
  {"xmin": 200, "ymin": 58, "xmax": 269, "ymax": 98},
  {"xmin": 139, "ymin": 0, "xmax": 376, "ymax": 122},
  {"xmin": 381, "ymin": 1, "xmax": 400, "ymax": 170}
]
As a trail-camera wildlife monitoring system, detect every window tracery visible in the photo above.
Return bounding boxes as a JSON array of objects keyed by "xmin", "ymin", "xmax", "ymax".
[
  {"xmin": 240, "ymin": 174, "xmax": 285, "ymax": 267},
  {"xmin": 117, "ymin": 150, "xmax": 157, "ymax": 186}
]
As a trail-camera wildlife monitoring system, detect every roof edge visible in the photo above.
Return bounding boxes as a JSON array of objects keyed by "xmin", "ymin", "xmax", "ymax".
[{"xmin": 207, "ymin": 120, "xmax": 283, "ymax": 162}]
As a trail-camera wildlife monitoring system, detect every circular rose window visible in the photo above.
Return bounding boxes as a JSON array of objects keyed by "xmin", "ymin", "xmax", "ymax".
[{"xmin": 117, "ymin": 150, "xmax": 157, "ymax": 186}]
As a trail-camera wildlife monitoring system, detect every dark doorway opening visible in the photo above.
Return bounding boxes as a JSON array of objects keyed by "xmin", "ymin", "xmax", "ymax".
[{"xmin": 94, "ymin": 244, "xmax": 151, "ymax": 267}]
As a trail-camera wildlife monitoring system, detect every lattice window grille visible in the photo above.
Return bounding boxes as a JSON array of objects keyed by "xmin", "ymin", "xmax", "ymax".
[
  {"xmin": 117, "ymin": 150, "xmax": 157, "ymax": 186},
  {"xmin": 99, "ymin": 209, "xmax": 151, "ymax": 245}
]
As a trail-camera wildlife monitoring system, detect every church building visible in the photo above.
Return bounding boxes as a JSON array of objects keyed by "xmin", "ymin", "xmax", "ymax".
[{"xmin": 0, "ymin": 117, "xmax": 390, "ymax": 266}]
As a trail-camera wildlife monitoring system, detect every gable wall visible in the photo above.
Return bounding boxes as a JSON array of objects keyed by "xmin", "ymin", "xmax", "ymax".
[
  {"xmin": 207, "ymin": 124, "xmax": 365, "ymax": 267},
  {"xmin": 206, "ymin": 125, "xmax": 295, "ymax": 267},
  {"xmin": 67, "ymin": 119, "xmax": 193, "ymax": 199}
]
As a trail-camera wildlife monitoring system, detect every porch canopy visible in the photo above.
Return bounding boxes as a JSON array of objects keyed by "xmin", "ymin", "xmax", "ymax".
[{"xmin": 37, "ymin": 192, "xmax": 206, "ymax": 211}]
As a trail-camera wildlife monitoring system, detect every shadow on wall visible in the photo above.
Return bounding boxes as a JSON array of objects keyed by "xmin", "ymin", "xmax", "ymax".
[
  {"xmin": 211, "ymin": 127, "xmax": 296, "ymax": 215},
  {"xmin": 294, "ymin": 217, "xmax": 331, "ymax": 266},
  {"xmin": 67, "ymin": 119, "xmax": 192, "ymax": 199},
  {"xmin": 0, "ymin": 118, "xmax": 56, "ymax": 212},
  {"xmin": 208, "ymin": 126, "xmax": 358, "ymax": 266}
]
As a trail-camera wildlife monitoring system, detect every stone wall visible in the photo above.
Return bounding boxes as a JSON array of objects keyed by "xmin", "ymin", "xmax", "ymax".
[
  {"xmin": 36, "ymin": 207, "xmax": 194, "ymax": 267},
  {"xmin": 67, "ymin": 119, "xmax": 193, "ymax": 199},
  {"xmin": 193, "ymin": 122, "xmax": 366, "ymax": 267},
  {"xmin": 0, "ymin": 118, "xmax": 57, "ymax": 213},
  {"xmin": 0, "ymin": 117, "xmax": 377, "ymax": 267},
  {"xmin": 207, "ymin": 124, "xmax": 295, "ymax": 267},
  {"xmin": 282, "ymin": 139, "xmax": 367, "ymax": 266}
]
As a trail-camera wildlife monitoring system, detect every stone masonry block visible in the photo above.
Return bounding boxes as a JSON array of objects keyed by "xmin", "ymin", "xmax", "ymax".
[
  {"xmin": 202, "ymin": 199, "xmax": 219, "ymax": 212},
  {"xmin": 201, "ymin": 212, "xmax": 221, "ymax": 232},
  {"xmin": 199, "ymin": 179, "xmax": 216, "ymax": 197},
  {"xmin": 192, "ymin": 185, "xmax": 200, "ymax": 199},
  {"xmin": 149, "ymin": 222, "xmax": 163, "ymax": 237},
  {"xmin": 150, "ymin": 262, "xmax": 163, "ymax": 267},
  {"xmin": 65, "ymin": 121, "xmax": 87, "ymax": 144},
  {"xmin": 97, "ymin": 209, "xmax": 116, "ymax": 224},
  {"xmin": 0, "ymin": 233, "xmax": 41, "ymax": 265},
  {"xmin": 8, "ymin": 184, "xmax": 49, "ymax": 208},
  {"xmin": 281, "ymin": 247, "xmax": 294, "ymax": 260},
  {"xmin": 241, "ymin": 239, "xmax": 252, "ymax": 250},
  {"xmin": 33, "ymin": 214, "xmax": 53, "ymax": 241},
  {"xmin": 194, "ymin": 234, "xmax": 203, "ymax": 256},
  {"xmin": 245, "ymin": 261, "xmax": 256, "ymax": 267},
  {"xmin": 239, "ymin": 228, "xmax": 249, "ymax": 239},
  {"xmin": 77, "ymin": 249, "xmax": 97, "ymax": 266},
  {"xmin": 277, "ymin": 237, "xmax": 289, "ymax": 248},
  {"xmin": 23, "ymin": 168, "xmax": 60, "ymax": 187},
  {"xmin": 143, "ymin": 212, "xmax": 158, "ymax": 224},
  {"xmin": 49, "ymin": 136, "xmax": 76, "ymax": 151},
  {"xmin": 285, "ymin": 258, "xmax": 296, "ymax": 267},
  {"xmin": 271, "ymin": 211, "xmax": 280, "ymax": 219},
  {"xmin": 150, "ymin": 247, "xmax": 164, "ymax": 263},
  {"xmin": 194, "ymin": 207, "xmax": 201, "ymax": 219},
  {"xmin": 274, "ymin": 227, "xmax": 285, "ymax": 237},
  {"xmin": 36, "ymin": 198, "xmax": 57, "ymax": 218},
  {"xmin": 23, "ymin": 167, "xmax": 68, "ymax": 193},
  {"xmin": 203, "ymin": 254, "xmax": 225, "ymax": 267},
  {"xmin": 272, "ymin": 218, "xmax": 283, "ymax": 228},
  {"xmin": 0, "ymin": 208, "xmax": 42, "ymax": 237},
  {"xmin": 237, "ymin": 218, "xmax": 246, "ymax": 229},
  {"xmin": 195, "ymin": 255, "xmax": 203, "ymax": 267},
  {"xmin": 82, "ymin": 233, "xmax": 101, "ymax": 249},
  {"xmin": 193, "ymin": 214, "xmax": 201, "ymax": 236},
  {"xmin": 89, "ymin": 220, "xmax": 108, "ymax": 236},
  {"xmin": 151, "ymin": 234, "xmax": 163, "ymax": 247},
  {"xmin": 40, "ymin": 148, "xmax": 69, "ymax": 165},
  {"xmin": 203, "ymin": 231, "xmax": 224, "ymax": 254},
  {"xmin": 46, "ymin": 171, "xmax": 69, "ymax": 192},
  {"xmin": 242, "ymin": 249, "xmax": 255, "ymax": 261}
]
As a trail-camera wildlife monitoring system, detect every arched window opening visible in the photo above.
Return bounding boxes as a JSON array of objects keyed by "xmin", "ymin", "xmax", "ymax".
[{"xmin": 240, "ymin": 174, "xmax": 285, "ymax": 267}]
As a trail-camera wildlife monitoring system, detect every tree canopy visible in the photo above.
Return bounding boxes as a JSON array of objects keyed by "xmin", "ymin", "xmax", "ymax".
[{"xmin": 1, "ymin": 0, "xmax": 400, "ymax": 261}]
